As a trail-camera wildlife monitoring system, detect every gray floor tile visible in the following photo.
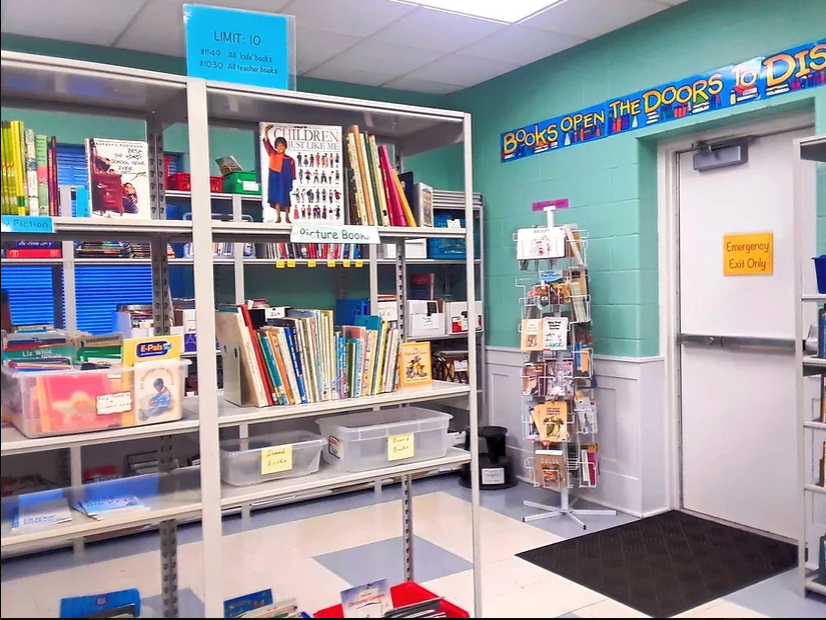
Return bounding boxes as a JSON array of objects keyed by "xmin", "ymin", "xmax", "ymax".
[
  {"xmin": 313, "ymin": 535, "xmax": 471, "ymax": 586},
  {"xmin": 721, "ymin": 568, "xmax": 826, "ymax": 618},
  {"xmin": 143, "ymin": 587, "xmax": 203, "ymax": 617}
]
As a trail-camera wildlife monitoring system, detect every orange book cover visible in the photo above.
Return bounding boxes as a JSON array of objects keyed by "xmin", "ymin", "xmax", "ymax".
[
  {"xmin": 520, "ymin": 319, "xmax": 544, "ymax": 351},
  {"xmin": 531, "ymin": 401, "xmax": 568, "ymax": 443},
  {"xmin": 38, "ymin": 371, "xmax": 126, "ymax": 433},
  {"xmin": 399, "ymin": 341, "xmax": 432, "ymax": 388}
]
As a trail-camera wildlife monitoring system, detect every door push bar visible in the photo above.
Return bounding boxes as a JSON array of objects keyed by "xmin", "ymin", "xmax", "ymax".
[{"xmin": 678, "ymin": 333, "xmax": 795, "ymax": 352}]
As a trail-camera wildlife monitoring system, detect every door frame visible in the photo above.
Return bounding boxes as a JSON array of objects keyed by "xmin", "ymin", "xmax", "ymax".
[{"xmin": 656, "ymin": 111, "xmax": 815, "ymax": 513}]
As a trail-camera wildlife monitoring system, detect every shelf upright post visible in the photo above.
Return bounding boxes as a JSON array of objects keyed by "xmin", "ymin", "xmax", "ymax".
[
  {"xmin": 186, "ymin": 77, "xmax": 224, "ymax": 619},
  {"xmin": 397, "ymin": 242, "xmax": 408, "ymax": 340},
  {"xmin": 462, "ymin": 113, "xmax": 482, "ymax": 618}
]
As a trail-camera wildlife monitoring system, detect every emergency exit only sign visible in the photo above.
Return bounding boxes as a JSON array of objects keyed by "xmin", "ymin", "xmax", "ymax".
[{"xmin": 723, "ymin": 232, "xmax": 773, "ymax": 276}]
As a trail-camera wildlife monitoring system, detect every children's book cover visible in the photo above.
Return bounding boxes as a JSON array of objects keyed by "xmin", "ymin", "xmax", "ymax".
[
  {"xmin": 399, "ymin": 341, "xmax": 432, "ymax": 387},
  {"xmin": 522, "ymin": 362, "xmax": 545, "ymax": 396},
  {"xmin": 122, "ymin": 335, "xmax": 183, "ymax": 369},
  {"xmin": 520, "ymin": 319, "xmax": 544, "ymax": 351},
  {"xmin": 535, "ymin": 449, "xmax": 567, "ymax": 489},
  {"xmin": 133, "ymin": 360, "xmax": 183, "ymax": 425},
  {"xmin": 546, "ymin": 360, "xmax": 574, "ymax": 399},
  {"xmin": 260, "ymin": 123, "xmax": 343, "ymax": 225},
  {"xmin": 38, "ymin": 370, "xmax": 124, "ymax": 434},
  {"xmin": 543, "ymin": 317, "xmax": 569, "ymax": 350},
  {"xmin": 85, "ymin": 138, "xmax": 150, "ymax": 218},
  {"xmin": 340, "ymin": 580, "xmax": 391, "ymax": 618},
  {"xmin": 531, "ymin": 401, "xmax": 568, "ymax": 443}
]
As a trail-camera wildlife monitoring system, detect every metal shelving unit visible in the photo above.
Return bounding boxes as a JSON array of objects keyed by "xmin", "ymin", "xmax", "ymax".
[
  {"xmin": 0, "ymin": 50, "xmax": 482, "ymax": 618},
  {"xmin": 793, "ymin": 134, "xmax": 826, "ymax": 598}
]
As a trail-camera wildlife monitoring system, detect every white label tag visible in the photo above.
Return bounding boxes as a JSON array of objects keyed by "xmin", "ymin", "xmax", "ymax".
[
  {"xmin": 482, "ymin": 468, "xmax": 506, "ymax": 485},
  {"xmin": 446, "ymin": 219, "xmax": 461, "ymax": 229},
  {"xmin": 454, "ymin": 359, "xmax": 469, "ymax": 372},
  {"xmin": 96, "ymin": 391, "xmax": 132, "ymax": 416},
  {"xmin": 242, "ymin": 180, "xmax": 259, "ymax": 192},
  {"xmin": 290, "ymin": 224, "xmax": 380, "ymax": 245}
]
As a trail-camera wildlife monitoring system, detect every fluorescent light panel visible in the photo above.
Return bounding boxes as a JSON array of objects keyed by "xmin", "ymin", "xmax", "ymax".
[{"xmin": 396, "ymin": 0, "xmax": 564, "ymax": 24}]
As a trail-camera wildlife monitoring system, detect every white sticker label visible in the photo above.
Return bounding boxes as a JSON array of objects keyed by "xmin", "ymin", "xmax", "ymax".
[
  {"xmin": 290, "ymin": 224, "xmax": 380, "ymax": 245},
  {"xmin": 96, "ymin": 391, "xmax": 132, "ymax": 416},
  {"xmin": 242, "ymin": 180, "xmax": 260, "ymax": 192},
  {"xmin": 446, "ymin": 219, "xmax": 461, "ymax": 229},
  {"xmin": 482, "ymin": 468, "xmax": 506, "ymax": 485},
  {"xmin": 454, "ymin": 359, "xmax": 469, "ymax": 372}
]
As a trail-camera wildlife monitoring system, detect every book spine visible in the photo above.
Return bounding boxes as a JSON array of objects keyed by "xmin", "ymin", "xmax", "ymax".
[
  {"xmin": 393, "ymin": 167, "xmax": 418, "ymax": 227},
  {"xmin": 35, "ymin": 134, "xmax": 49, "ymax": 216},
  {"xmin": 359, "ymin": 132, "xmax": 378, "ymax": 226},
  {"xmin": 369, "ymin": 136, "xmax": 390, "ymax": 226},
  {"xmin": 240, "ymin": 305, "xmax": 274, "ymax": 406},
  {"xmin": 4, "ymin": 248, "xmax": 63, "ymax": 259},
  {"xmin": 274, "ymin": 329, "xmax": 301, "ymax": 405},
  {"xmin": 377, "ymin": 145, "xmax": 401, "ymax": 226},
  {"xmin": 1, "ymin": 121, "xmax": 9, "ymax": 214},
  {"xmin": 345, "ymin": 131, "xmax": 368, "ymax": 225},
  {"xmin": 258, "ymin": 333, "xmax": 285, "ymax": 405},
  {"xmin": 284, "ymin": 326, "xmax": 308, "ymax": 404},
  {"xmin": 24, "ymin": 129, "xmax": 38, "ymax": 216},
  {"xmin": 9, "ymin": 121, "xmax": 24, "ymax": 216},
  {"xmin": 48, "ymin": 136, "xmax": 58, "ymax": 216}
]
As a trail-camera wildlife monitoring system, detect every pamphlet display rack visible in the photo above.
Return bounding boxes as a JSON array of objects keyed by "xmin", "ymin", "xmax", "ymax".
[
  {"xmin": 0, "ymin": 51, "xmax": 483, "ymax": 618},
  {"xmin": 793, "ymin": 133, "xmax": 826, "ymax": 598},
  {"xmin": 515, "ymin": 207, "xmax": 616, "ymax": 529}
]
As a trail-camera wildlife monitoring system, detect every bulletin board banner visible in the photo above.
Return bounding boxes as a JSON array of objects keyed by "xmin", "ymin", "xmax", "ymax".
[{"xmin": 500, "ymin": 40, "xmax": 825, "ymax": 163}]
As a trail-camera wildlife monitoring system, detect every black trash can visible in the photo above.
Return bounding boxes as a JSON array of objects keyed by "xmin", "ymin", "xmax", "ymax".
[{"xmin": 459, "ymin": 425, "xmax": 518, "ymax": 490}]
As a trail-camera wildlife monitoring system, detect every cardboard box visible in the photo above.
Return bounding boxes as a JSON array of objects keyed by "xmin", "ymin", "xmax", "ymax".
[
  {"xmin": 445, "ymin": 301, "xmax": 483, "ymax": 334},
  {"xmin": 406, "ymin": 300, "xmax": 446, "ymax": 339},
  {"xmin": 380, "ymin": 239, "xmax": 427, "ymax": 260}
]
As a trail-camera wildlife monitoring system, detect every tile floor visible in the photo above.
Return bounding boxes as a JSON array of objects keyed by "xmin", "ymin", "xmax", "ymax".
[{"xmin": 1, "ymin": 475, "xmax": 824, "ymax": 618}]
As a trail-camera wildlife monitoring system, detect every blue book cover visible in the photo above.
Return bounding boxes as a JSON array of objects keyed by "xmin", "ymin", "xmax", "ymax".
[
  {"xmin": 223, "ymin": 589, "xmax": 274, "ymax": 618},
  {"xmin": 354, "ymin": 315, "xmax": 382, "ymax": 331},
  {"xmin": 340, "ymin": 579, "xmax": 390, "ymax": 618},
  {"xmin": 258, "ymin": 333, "xmax": 286, "ymax": 406},
  {"xmin": 60, "ymin": 589, "xmax": 141, "ymax": 619},
  {"xmin": 270, "ymin": 320, "xmax": 308, "ymax": 404}
]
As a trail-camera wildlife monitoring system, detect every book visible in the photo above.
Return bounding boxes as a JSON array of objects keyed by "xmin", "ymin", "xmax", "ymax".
[
  {"xmin": 357, "ymin": 130, "xmax": 377, "ymax": 226},
  {"xmin": 24, "ymin": 129, "xmax": 38, "ymax": 216},
  {"xmin": 369, "ymin": 135, "xmax": 390, "ymax": 226},
  {"xmin": 76, "ymin": 495, "xmax": 147, "ymax": 520},
  {"xmin": 12, "ymin": 495, "xmax": 71, "ymax": 530},
  {"xmin": 413, "ymin": 182, "xmax": 434, "ymax": 227},
  {"xmin": 535, "ymin": 449, "xmax": 566, "ymax": 489},
  {"xmin": 545, "ymin": 360, "xmax": 574, "ymax": 399},
  {"xmin": 340, "ymin": 580, "xmax": 391, "ymax": 618},
  {"xmin": 36, "ymin": 369, "xmax": 122, "ymax": 434},
  {"xmin": 531, "ymin": 401, "xmax": 568, "ymax": 442},
  {"xmin": 520, "ymin": 319, "xmax": 544, "ymax": 351},
  {"xmin": 393, "ymin": 167, "xmax": 418, "ymax": 226},
  {"xmin": 399, "ymin": 341, "xmax": 432, "ymax": 387},
  {"xmin": 409, "ymin": 273, "xmax": 436, "ymax": 300},
  {"xmin": 133, "ymin": 360, "xmax": 183, "ymax": 425},
  {"xmin": 543, "ymin": 317, "xmax": 569, "ymax": 350},
  {"xmin": 48, "ymin": 135, "xmax": 58, "ymax": 216},
  {"xmin": 821, "ymin": 374, "xmax": 826, "ymax": 424},
  {"xmin": 522, "ymin": 363, "xmax": 545, "ymax": 396},
  {"xmin": 86, "ymin": 138, "xmax": 150, "ymax": 218},
  {"xmin": 216, "ymin": 309, "xmax": 269, "ymax": 407},
  {"xmin": 260, "ymin": 123, "xmax": 344, "ymax": 224},
  {"xmin": 516, "ymin": 227, "xmax": 566, "ymax": 260}
]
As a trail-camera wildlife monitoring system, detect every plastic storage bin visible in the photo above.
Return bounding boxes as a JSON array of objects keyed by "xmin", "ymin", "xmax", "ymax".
[
  {"xmin": 426, "ymin": 213, "xmax": 480, "ymax": 260},
  {"xmin": 0, "ymin": 360, "xmax": 190, "ymax": 439},
  {"xmin": 220, "ymin": 430, "xmax": 327, "ymax": 486},
  {"xmin": 317, "ymin": 407, "xmax": 452, "ymax": 472}
]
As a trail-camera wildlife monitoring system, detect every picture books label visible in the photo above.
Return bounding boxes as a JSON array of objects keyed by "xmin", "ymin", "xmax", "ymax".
[{"xmin": 261, "ymin": 444, "xmax": 293, "ymax": 474}]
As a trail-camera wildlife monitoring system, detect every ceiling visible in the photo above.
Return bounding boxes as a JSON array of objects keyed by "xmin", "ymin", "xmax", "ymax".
[{"xmin": 0, "ymin": 0, "xmax": 690, "ymax": 94}]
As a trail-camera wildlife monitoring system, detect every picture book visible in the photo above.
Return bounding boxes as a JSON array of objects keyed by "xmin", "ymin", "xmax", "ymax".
[
  {"xmin": 522, "ymin": 363, "xmax": 545, "ymax": 396},
  {"xmin": 12, "ymin": 494, "xmax": 71, "ymax": 530},
  {"xmin": 543, "ymin": 317, "xmax": 569, "ymax": 350},
  {"xmin": 223, "ymin": 589, "xmax": 274, "ymax": 618},
  {"xmin": 574, "ymin": 391, "xmax": 597, "ymax": 434},
  {"xmin": 133, "ymin": 360, "xmax": 183, "ymax": 425},
  {"xmin": 37, "ymin": 370, "xmax": 124, "ymax": 434},
  {"xmin": 531, "ymin": 401, "xmax": 568, "ymax": 442},
  {"xmin": 85, "ymin": 138, "xmax": 149, "ymax": 218},
  {"xmin": 260, "ymin": 123, "xmax": 344, "ymax": 224},
  {"xmin": 545, "ymin": 360, "xmax": 574, "ymax": 399},
  {"xmin": 399, "ymin": 341, "xmax": 432, "ymax": 387},
  {"xmin": 535, "ymin": 449, "xmax": 566, "ymax": 489},
  {"xmin": 516, "ymin": 227, "xmax": 566, "ymax": 261},
  {"xmin": 414, "ymin": 182, "xmax": 434, "ymax": 227},
  {"xmin": 520, "ymin": 319, "xmax": 543, "ymax": 351},
  {"xmin": 216, "ymin": 309, "xmax": 269, "ymax": 407},
  {"xmin": 340, "ymin": 579, "xmax": 391, "ymax": 618}
]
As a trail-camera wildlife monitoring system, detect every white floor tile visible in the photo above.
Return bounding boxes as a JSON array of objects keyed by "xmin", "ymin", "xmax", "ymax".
[
  {"xmin": 520, "ymin": 572, "xmax": 606, "ymax": 614},
  {"xmin": 702, "ymin": 601, "xmax": 771, "ymax": 618},
  {"xmin": 484, "ymin": 586, "xmax": 569, "ymax": 618},
  {"xmin": 573, "ymin": 598, "xmax": 650, "ymax": 618}
]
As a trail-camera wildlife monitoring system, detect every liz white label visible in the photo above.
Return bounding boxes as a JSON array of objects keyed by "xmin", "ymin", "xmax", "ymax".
[
  {"xmin": 482, "ymin": 468, "xmax": 506, "ymax": 485},
  {"xmin": 96, "ymin": 391, "xmax": 132, "ymax": 416}
]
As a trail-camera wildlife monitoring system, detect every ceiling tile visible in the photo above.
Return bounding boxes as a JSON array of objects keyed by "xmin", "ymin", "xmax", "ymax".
[
  {"xmin": 523, "ymin": 0, "xmax": 667, "ymax": 39},
  {"xmin": 2, "ymin": 0, "xmax": 145, "ymax": 46},
  {"xmin": 654, "ymin": 0, "xmax": 690, "ymax": 4},
  {"xmin": 459, "ymin": 24, "xmax": 585, "ymax": 65},
  {"xmin": 295, "ymin": 27, "xmax": 360, "ymax": 74},
  {"xmin": 322, "ymin": 39, "xmax": 445, "ymax": 75},
  {"xmin": 305, "ymin": 64, "xmax": 396, "ymax": 87},
  {"xmin": 282, "ymin": 0, "xmax": 417, "ymax": 38},
  {"xmin": 115, "ymin": 0, "xmax": 295, "ymax": 57},
  {"xmin": 404, "ymin": 54, "xmax": 519, "ymax": 88},
  {"xmin": 382, "ymin": 75, "xmax": 462, "ymax": 95},
  {"xmin": 371, "ymin": 6, "xmax": 506, "ymax": 54}
]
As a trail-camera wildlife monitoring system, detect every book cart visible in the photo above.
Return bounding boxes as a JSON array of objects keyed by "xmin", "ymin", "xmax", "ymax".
[
  {"xmin": 0, "ymin": 51, "xmax": 483, "ymax": 618},
  {"xmin": 793, "ymin": 134, "xmax": 826, "ymax": 597}
]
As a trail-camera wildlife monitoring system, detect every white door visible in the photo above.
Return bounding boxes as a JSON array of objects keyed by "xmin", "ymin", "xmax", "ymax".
[{"xmin": 679, "ymin": 121, "xmax": 814, "ymax": 538}]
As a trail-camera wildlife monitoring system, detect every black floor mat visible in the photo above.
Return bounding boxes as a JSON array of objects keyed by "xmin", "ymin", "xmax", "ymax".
[{"xmin": 516, "ymin": 510, "xmax": 796, "ymax": 618}]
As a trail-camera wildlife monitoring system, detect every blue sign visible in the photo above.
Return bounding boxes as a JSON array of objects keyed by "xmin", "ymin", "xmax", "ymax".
[
  {"xmin": 1, "ymin": 215, "xmax": 54, "ymax": 234},
  {"xmin": 501, "ymin": 39, "xmax": 826, "ymax": 162},
  {"xmin": 183, "ymin": 4, "xmax": 292, "ymax": 90}
]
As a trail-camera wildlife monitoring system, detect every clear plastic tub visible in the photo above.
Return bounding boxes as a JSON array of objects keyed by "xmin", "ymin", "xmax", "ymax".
[
  {"xmin": 316, "ymin": 407, "xmax": 452, "ymax": 472},
  {"xmin": 0, "ymin": 360, "xmax": 190, "ymax": 438},
  {"xmin": 219, "ymin": 430, "xmax": 327, "ymax": 486}
]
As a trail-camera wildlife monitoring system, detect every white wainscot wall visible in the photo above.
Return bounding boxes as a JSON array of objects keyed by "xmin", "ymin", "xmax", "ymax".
[{"xmin": 485, "ymin": 347, "xmax": 668, "ymax": 518}]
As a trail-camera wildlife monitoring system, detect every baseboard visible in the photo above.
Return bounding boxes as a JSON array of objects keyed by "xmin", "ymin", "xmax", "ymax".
[{"xmin": 515, "ymin": 474, "xmax": 643, "ymax": 519}]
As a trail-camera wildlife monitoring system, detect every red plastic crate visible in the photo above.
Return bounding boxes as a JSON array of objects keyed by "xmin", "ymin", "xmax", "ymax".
[
  {"xmin": 313, "ymin": 582, "xmax": 469, "ymax": 618},
  {"xmin": 167, "ymin": 173, "xmax": 223, "ymax": 193}
]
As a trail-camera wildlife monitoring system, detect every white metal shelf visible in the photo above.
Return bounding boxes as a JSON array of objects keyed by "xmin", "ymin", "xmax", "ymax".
[
  {"xmin": 0, "ymin": 412, "xmax": 200, "ymax": 456},
  {"xmin": 804, "ymin": 420, "xmax": 826, "ymax": 431},
  {"xmin": 415, "ymin": 331, "xmax": 484, "ymax": 341},
  {"xmin": 0, "ymin": 470, "xmax": 201, "ymax": 551},
  {"xmin": 2, "ymin": 256, "xmax": 480, "ymax": 267},
  {"xmin": 199, "ymin": 381, "xmax": 471, "ymax": 427},
  {"xmin": 222, "ymin": 448, "xmax": 470, "ymax": 507},
  {"xmin": 805, "ymin": 577, "xmax": 826, "ymax": 596},
  {"xmin": 802, "ymin": 294, "xmax": 826, "ymax": 302},
  {"xmin": 804, "ymin": 484, "xmax": 826, "ymax": 495}
]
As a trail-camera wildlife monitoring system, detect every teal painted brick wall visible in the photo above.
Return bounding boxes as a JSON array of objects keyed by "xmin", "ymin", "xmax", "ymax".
[{"xmin": 444, "ymin": 0, "xmax": 826, "ymax": 355}]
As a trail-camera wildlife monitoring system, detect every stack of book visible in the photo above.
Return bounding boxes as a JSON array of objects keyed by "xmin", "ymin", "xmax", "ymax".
[
  {"xmin": 345, "ymin": 125, "xmax": 418, "ymax": 227},
  {"xmin": 215, "ymin": 304, "xmax": 403, "ymax": 408},
  {"xmin": 1, "ymin": 120, "xmax": 59, "ymax": 217},
  {"xmin": 74, "ymin": 495, "xmax": 148, "ymax": 520},
  {"xmin": 255, "ymin": 242, "xmax": 363, "ymax": 261}
]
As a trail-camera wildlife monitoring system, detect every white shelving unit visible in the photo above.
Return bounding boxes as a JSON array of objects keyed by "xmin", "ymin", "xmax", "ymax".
[
  {"xmin": 793, "ymin": 134, "xmax": 826, "ymax": 598},
  {"xmin": 0, "ymin": 50, "xmax": 482, "ymax": 618}
]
